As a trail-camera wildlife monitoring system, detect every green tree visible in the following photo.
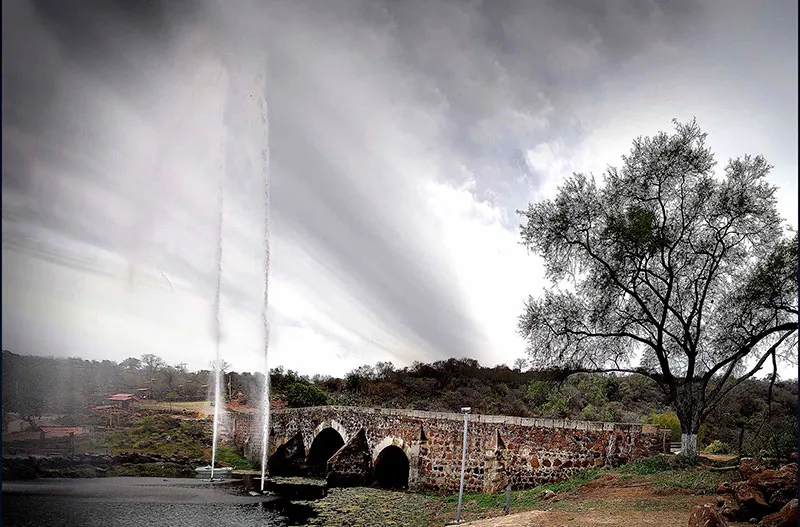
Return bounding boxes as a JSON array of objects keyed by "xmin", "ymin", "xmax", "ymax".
[
  {"xmin": 120, "ymin": 357, "xmax": 141, "ymax": 371},
  {"xmin": 647, "ymin": 411, "xmax": 682, "ymax": 442},
  {"xmin": 517, "ymin": 119, "xmax": 798, "ymax": 457},
  {"xmin": 141, "ymin": 354, "xmax": 166, "ymax": 378},
  {"xmin": 286, "ymin": 382, "xmax": 328, "ymax": 408}
]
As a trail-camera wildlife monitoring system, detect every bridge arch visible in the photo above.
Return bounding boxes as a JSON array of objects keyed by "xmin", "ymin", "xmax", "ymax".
[
  {"xmin": 313, "ymin": 420, "xmax": 349, "ymax": 445},
  {"xmin": 372, "ymin": 436, "xmax": 411, "ymax": 489},
  {"xmin": 307, "ymin": 420, "xmax": 348, "ymax": 475}
]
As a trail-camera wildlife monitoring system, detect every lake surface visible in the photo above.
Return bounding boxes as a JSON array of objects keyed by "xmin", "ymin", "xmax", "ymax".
[{"xmin": 2, "ymin": 477, "xmax": 293, "ymax": 527}]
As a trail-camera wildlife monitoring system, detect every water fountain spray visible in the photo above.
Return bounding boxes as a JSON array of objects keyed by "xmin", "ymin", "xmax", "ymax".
[
  {"xmin": 210, "ymin": 124, "xmax": 227, "ymax": 483},
  {"xmin": 257, "ymin": 66, "xmax": 272, "ymax": 493}
]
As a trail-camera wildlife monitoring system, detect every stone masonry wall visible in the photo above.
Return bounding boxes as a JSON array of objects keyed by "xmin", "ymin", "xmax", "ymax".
[{"xmin": 244, "ymin": 406, "xmax": 665, "ymax": 494}]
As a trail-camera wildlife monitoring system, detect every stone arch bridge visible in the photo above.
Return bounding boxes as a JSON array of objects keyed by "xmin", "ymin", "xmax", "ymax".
[{"xmin": 240, "ymin": 405, "xmax": 665, "ymax": 493}]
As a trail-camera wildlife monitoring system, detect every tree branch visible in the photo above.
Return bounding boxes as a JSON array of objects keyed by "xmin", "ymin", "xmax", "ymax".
[{"xmin": 702, "ymin": 329, "xmax": 794, "ymax": 417}]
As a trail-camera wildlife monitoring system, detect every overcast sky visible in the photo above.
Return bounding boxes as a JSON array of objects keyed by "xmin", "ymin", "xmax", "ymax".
[{"xmin": 2, "ymin": 0, "xmax": 797, "ymax": 377}]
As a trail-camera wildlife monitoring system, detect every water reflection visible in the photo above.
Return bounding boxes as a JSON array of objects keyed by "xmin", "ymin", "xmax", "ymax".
[{"xmin": 1, "ymin": 477, "xmax": 313, "ymax": 527}]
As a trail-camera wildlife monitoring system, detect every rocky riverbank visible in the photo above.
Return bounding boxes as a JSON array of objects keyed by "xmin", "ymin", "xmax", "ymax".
[
  {"xmin": 688, "ymin": 459, "xmax": 798, "ymax": 527},
  {"xmin": 2, "ymin": 452, "xmax": 213, "ymax": 480}
]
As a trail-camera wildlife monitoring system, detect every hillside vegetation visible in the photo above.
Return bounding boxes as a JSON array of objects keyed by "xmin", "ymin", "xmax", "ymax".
[{"xmin": 2, "ymin": 351, "xmax": 796, "ymax": 459}]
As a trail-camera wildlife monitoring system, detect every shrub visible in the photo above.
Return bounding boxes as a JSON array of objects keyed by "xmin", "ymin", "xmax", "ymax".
[
  {"xmin": 286, "ymin": 382, "xmax": 328, "ymax": 408},
  {"xmin": 618, "ymin": 454, "xmax": 703, "ymax": 475},
  {"xmin": 759, "ymin": 416, "xmax": 798, "ymax": 461},
  {"xmin": 646, "ymin": 411, "xmax": 681, "ymax": 442},
  {"xmin": 618, "ymin": 455, "xmax": 673, "ymax": 475},
  {"xmin": 703, "ymin": 440, "xmax": 731, "ymax": 455},
  {"xmin": 214, "ymin": 446, "xmax": 255, "ymax": 469}
]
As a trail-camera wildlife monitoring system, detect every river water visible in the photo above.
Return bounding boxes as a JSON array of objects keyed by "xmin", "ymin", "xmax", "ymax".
[{"xmin": 1, "ymin": 477, "xmax": 295, "ymax": 527}]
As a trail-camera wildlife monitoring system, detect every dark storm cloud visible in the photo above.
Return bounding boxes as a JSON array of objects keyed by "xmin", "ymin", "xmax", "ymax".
[
  {"xmin": 318, "ymin": 0, "xmax": 708, "ymax": 212},
  {"xmin": 10, "ymin": 0, "xmax": 786, "ymax": 372},
  {"xmin": 240, "ymin": 0, "xmax": 710, "ymax": 359}
]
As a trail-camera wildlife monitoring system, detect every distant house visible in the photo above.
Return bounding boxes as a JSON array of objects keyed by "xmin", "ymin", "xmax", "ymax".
[
  {"xmin": 39, "ymin": 425, "xmax": 85, "ymax": 439},
  {"xmin": 107, "ymin": 393, "xmax": 141, "ymax": 408},
  {"xmin": 3, "ymin": 417, "xmax": 33, "ymax": 434}
]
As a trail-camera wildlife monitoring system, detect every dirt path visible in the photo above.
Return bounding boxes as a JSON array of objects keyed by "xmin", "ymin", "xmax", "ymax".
[
  {"xmin": 140, "ymin": 400, "xmax": 215, "ymax": 417},
  {"xmin": 459, "ymin": 475, "xmax": 747, "ymax": 527}
]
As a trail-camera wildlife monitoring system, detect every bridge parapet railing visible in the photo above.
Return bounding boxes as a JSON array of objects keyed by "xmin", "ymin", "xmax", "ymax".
[{"xmin": 271, "ymin": 405, "xmax": 658, "ymax": 435}]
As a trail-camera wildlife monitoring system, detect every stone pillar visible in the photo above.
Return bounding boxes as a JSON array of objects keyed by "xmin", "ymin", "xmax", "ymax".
[
  {"xmin": 269, "ymin": 432, "xmax": 307, "ymax": 477},
  {"xmin": 483, "ymin": 449, "xmax": 508, "ymax": 494},
  {"xmin": 483, "ymin": 429, "xmax": 508, "ymax": 493},
  {"xmin": 407, "ymin": 424, "xmax": 428, "ymax": 491},
  {"xmin": 408, "ymin": 441, "xmax": 422, "ymax": 491},
  {"xmin": 326, "ymin": 428, "xmax": 373, "ymax": 488}
]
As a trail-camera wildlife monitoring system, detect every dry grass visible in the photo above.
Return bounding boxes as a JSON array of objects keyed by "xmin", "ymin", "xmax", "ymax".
[
  {"xmin": 139, "ymin": 400, "xmax": 214, "ymax": 417},
  {"xmin": 430, "ymin": 456, "xmax": 743, "ymax": 527}
]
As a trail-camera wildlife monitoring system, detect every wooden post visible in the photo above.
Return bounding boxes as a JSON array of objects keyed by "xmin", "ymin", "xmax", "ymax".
[{"xmin": 504, "ymin": 483, "xmax": 511, "ymax": 515}]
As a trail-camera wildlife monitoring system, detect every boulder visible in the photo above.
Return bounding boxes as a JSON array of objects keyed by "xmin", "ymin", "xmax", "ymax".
[
  {"xmin": 740, "ymin": 458, "xmax": 767, "ymax": 481},
  {"xmin": 735, "ymin": 485, "xmax": 771, "ymax": 517},
  {"xmin": 720, "ymin": 506, "xmax": 742, "ymax": 521},
  {"xmin": 742, "ymin": 462, "xmax": 798, "ymax": 514},
  {"xmin": 688, "ymin": 503, "xmax": 729, "ymax": 527},
  {"xmin": 715, "ymin": 496, "xmax": 742, "ymax": 521},
  {"xmin": 758, "ymin": 499, "xmax": 798, "ymax": 527},
  {"xmin": 541, "ymin": 490, "xmax": 557, "ymax": 501},
  {"xmin": 767, "ymin": 489, "xmax": 795, "ymax": 512},
  {"xmin": 731, "ymin": 481, "xmax": 747, "ymax": 493},
  {"xmin": 717, "ymin": 482, "xmax": 732, "ymax": 494},
  {"xmin": 748, "ymin": 464, "xmax": 797, "ymax": 499}
]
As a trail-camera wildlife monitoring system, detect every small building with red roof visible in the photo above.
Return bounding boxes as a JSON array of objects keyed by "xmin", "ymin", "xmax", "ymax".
[{"xmin": 107, "ymin": 393, "xmax": 141, "ymax": 408}]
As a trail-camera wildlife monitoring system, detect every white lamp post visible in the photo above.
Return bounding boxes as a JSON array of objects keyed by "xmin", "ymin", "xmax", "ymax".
[{"xmin": 456, "ymin": 406, "xmax": 471, "ymax": 523}]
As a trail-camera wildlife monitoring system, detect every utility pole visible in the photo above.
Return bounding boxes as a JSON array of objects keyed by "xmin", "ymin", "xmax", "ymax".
[{"xmin": 456, "ymin": 406, "xmax": 471, "ymax": 523}]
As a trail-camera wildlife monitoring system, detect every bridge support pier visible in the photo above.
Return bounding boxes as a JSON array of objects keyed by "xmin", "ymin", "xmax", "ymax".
[
  {"xmin": 326, "ymin": 428, "xmax": 373, "ymax": 487},
  {"xmin": 407, "ymin": 441, "xmax": 423, "ymax": 491},
  {"xmin": 483, "ymin": 449, "xmax": 508, "ymax": 494}
]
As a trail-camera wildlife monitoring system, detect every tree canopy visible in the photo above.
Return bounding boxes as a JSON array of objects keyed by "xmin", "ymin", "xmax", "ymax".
[{"xmin": 517, "ymin": 119, "xmax": 798, "ymax": 455}]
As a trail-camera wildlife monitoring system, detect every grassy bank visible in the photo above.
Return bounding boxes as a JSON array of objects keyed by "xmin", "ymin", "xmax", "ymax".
[
  {"xmin": 426, "ymin": 455, "xmax": 739, "ymax": 525},
  {"xmin": 94, "ymin": 414, "xmax": 255, "ymax": 469},
  {"xmin": 293, "ymin": 455, "xmax": 741, "ymax": 526}
]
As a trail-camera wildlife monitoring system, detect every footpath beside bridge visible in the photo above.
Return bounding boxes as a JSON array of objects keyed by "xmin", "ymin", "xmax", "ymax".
[{"xmin": 238, "ymin": 405, "xmax": 666, "ymax": 493}]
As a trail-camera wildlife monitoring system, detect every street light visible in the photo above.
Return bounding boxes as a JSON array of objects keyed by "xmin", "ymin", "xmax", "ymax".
[{"xmin": 456, "ymin": 406, "xmax": 471, "ymax": 523}]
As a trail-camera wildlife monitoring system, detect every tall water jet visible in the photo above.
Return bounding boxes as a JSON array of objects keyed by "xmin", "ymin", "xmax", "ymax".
[
  {"xmin": 257, "ymin": 66, "xmax": 272, "ymax": 493},
  {"xmin": 210, "ymin": 125, "xmax": 227, "ymax": 482}
]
